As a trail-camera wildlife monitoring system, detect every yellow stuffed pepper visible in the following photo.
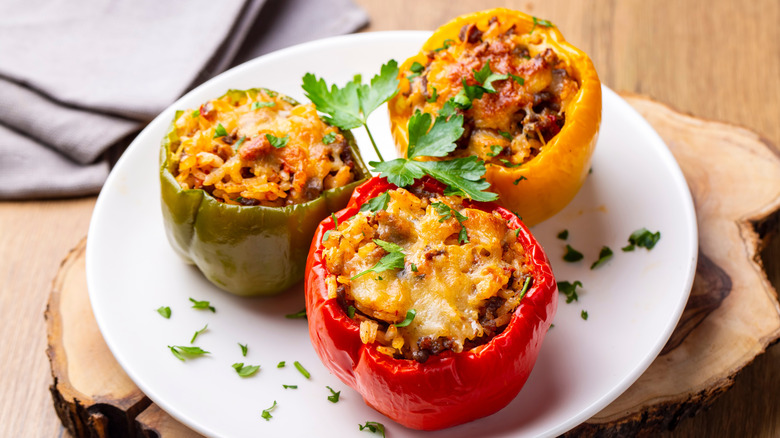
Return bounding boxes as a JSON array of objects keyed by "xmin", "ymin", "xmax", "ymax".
[{"xmin": 388, "ymin": 9, "xmax": 601, "ymax": 226}]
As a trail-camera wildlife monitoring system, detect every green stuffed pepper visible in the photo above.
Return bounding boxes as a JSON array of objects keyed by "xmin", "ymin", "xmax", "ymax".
[{"xmin": 160, "ymin": 88, "xmax": 369, "ymax": 296}]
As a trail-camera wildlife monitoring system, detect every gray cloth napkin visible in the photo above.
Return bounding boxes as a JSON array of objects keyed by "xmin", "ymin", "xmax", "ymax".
[{"xmin": 0, "ymin": 0, "xmax": 368, "ymax": 200}]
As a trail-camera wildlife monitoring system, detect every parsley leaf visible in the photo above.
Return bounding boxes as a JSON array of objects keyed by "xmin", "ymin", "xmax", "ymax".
[
  {"xmin": 509, "ymin": 73, "xmax": 525, "ymax": 85},
  {"xmin": 427, "ymin": 87, "xmax": 439, "ymax": 103},
  {"xmin": 433, "ymin": 38, "xmax": 455, "ymax": 53},
  {"xmin": 406, "ymin": 110, "xmax": 463, "ymax": 158},
  {"xmin": 232, "ymin": 135, "xmax": 246, "ymax": 152},
  {"xmin": 302, "ymin": 60, "xmax": 399, "ymax": 161},
  {"xmin": 359, "ymin": 421, "xmax": 386, "ymax": 437},
  {"xmin": 473, "ymin": 61, "xmax": 509, "ymax": 93},
  {"xmin": 498, "ymin": 130, "xmax": 513, "ymax": 140},
  {"xmin": 581, "ymin": 310, "xmax": 589, "ymax": 320},
  {"xmin": 563, "ymin": 244, "xmax": 584, "ymax": 262},
  {"xmin": 232, "ymin": 362, "xmax": 260, "ymax": 377},
  {"xmin": 486, "ymin": 145, "xmax": 503, "ymax": 157},
  {"xmin": 191, "ymin": 110, "xmax": 200, "ymax": 118},
  {"xmin": 239, "ymin": 343, "xmax": 248, "ymax": 357},
  {"xmin": 326, "ymin": 386, "xmax": 341, "ymax": 403},
  {"xmin": 359, "ymin": 192, "xmax": 390, "ymax": 213},
  {"xmin": 558, "ymin": 280, "xmax": 583, "ymax": 303},
  {"xmin": 156, "ymin": 306, "xmax": 171, "ymax": 319},
  {"xmin": 394, "ymin": 309, "xmax": 417, "ymax": 327},
  {"xmin": 189, "ymin": 298, "xmax": 215, "ymax": 313},
  {"xmin": 213, "ymin": 123, "xmax": 228, "ymax": 138},
  {"xmin": 557, "ymin": 229, "xmax": 569, "ymax": 240},
  {"xmin": 277, "ymin": 361, "xmax": 286, "ymax": 368},
  {"xmin": 251, "ymin": 101, "xmax": 275, "ymax": 110},
  {"xmin": 285, "ymin": 308, "xmax": 307, "ymax": 319},
  {"xmin": 352, "ymin": 239, "xmax": 406, "ymax": 280},
  {"xmin": 322, "ymin": 132, "xmax": 337, "ymax": 144},
  {"xmin": 622, "ymin": 228, "xmax": 661, "ymax": 251},
  {"xmin": 347, "ymin": 305, "xmax": 356, "ymax": 318},
  {"xmin": 190, "ymin": 324, "xmax": 208, "ymax": 344},
  {"xmin": 590, "ymin": 246, "xmax": 614, "ymax": 269},
  {"xmin": 530, "ymin": 16, "xmax": 554, "ymax": 34},
  {"xmin": 513, "ymin": 176, "xmax": 528, "ymax": 185},
  {"xmin": 283, "ymin": 384, "xmax": 297, "ymax": 389},
  {"xmin": 261, "ymin": 401, "xmax": 277, "ymax": 421},
  {"xmin": 265, "ymin": 134, "xmax": 289, "ymax": 149},
  {"xmin": 408, "ymin": 61, "xmax": 425, "ymax": 79},
  {"xmin": 294, "ymin": 361, "xmax": 311, "ymax": 379},
  {"xmin": 431, "ymin": 202, "xmax": 469, "ymax": 243},
  {"xmin": 168, "ymin": 345, "xmax": 210, "ymax": 361}
]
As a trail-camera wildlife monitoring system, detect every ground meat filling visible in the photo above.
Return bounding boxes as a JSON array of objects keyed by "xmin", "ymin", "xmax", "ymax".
[
  {"xmin": 322, "ymin": 188, "xmax": 534, "ymax": 363},
  {"xmin": 170, "ymin": 89, "xmax": 358, "ymax": 207},
  {"xmin": 403, "ymin": 16, "xmax": 580, "ymax": 167}
]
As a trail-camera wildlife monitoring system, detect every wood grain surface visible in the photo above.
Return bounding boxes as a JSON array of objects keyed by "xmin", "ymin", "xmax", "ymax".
[{"xmin": 1, "ymin": 0, "xmax": 778, "ymax": 437}]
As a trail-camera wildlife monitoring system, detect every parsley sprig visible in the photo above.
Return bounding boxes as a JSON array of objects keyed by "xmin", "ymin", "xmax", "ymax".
[
  {"xmin": 431, "ymin": 202, "xmax": 469, "ymax": 243},
  {"xmin": 370, "ymin": 111, "xmax": 497, "ymax": 202},
  {"xmin": 352, "ymin": 240, "xmax": 406, "ymax": 280},
  {"xmin": 302, "ymin": 60, "xmax": 399, "ymax": 161}
]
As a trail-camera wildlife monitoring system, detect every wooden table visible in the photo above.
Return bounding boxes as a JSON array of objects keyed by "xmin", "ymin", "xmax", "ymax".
[{"xmin": 2, "ymin": 0, "xmax": 778, "ymax": 436}]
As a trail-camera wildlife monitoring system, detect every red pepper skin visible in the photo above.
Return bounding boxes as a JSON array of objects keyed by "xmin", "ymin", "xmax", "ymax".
[{"xmin": 304, "ymin": 176, "xmax": 558, "ymax": 430}]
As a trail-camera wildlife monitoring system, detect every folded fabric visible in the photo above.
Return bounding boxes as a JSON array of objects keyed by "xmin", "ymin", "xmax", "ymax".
[{"xmin": 0, "ymin": 0, "xmax": 368, "ymax": 200}]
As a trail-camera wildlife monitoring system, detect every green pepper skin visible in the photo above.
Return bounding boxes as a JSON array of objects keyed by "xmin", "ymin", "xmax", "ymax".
[{"xmin": 160, "ymin": 94, "xmax": 370, "ymax": 296}]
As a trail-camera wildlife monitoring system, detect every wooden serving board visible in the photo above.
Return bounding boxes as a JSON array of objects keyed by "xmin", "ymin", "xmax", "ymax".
[{"xmin": 45, "ymin": 95, "xmax": 780, "ymax": 437}]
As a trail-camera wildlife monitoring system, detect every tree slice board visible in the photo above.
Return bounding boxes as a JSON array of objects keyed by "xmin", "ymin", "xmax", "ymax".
[{"xmin": 46, "ymin": 95, "xmax": 780, "ymax": 437}]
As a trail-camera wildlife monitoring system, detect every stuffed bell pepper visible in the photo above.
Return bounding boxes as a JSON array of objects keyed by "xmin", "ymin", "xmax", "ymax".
[
  {"xmin": 160, "ymin": 88, "xmax": 369, "ymax": 296},
  {"xmin": 305, "ymin": 176, "xmax": 557, "ymax": 430},
  {"xmin": 388, "ymin": 8, "xmax": 602, "ymax": 225}
]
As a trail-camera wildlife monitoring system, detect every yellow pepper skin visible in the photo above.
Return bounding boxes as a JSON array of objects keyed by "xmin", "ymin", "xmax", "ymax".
[{"xmin": 388, "ymin": 9, "xmax": 601, "ymax": 226}]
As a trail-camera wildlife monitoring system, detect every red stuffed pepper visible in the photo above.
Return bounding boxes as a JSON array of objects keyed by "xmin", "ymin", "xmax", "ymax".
[{"xmin": 305, "ymin": 176, "xmax": 557, "ymax": 430}]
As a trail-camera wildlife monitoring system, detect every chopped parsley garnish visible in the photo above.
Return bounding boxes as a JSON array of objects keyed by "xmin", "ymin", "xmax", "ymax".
[
  {"xmin": 622, "ymin": 228, "xmax": 661, "ymax": 251},
  {"xmin": 189, "ymin": 297, "xmax": 215, "ymax": 313},
  {"xmin": 518, "ymin": 277, "xmax": 533, "ymax": 300},
  {"xmin": 232, "ymin": 135, "xmax": 246, "ymax": 152},
  {"xmin": 190, "ymin": 324, "xmax": 208, "ymax": 344},
  {"xmin": 513, "ymin": 176, "xmax": 527, "ymax": 185},
  {"xmin": 370, "ymin": 111, "xmax": 496, "ymax": 202},
  {"xmin": 530, "ymin": 16, "xmax": 554, "ymax": 34},
  {"xmin": 359, "ymin": 421, "xmax": 386, "ymax": 437},
  {"xmin": 352, "ymin": 239, "xmax": 406, "ymax": 280},
  {"xmin": 359, "ymin": 192, "xmax": 390, "ymax": 213},
  {"xmin": 156, "ymin": 306, "xmax": 171, "ymax": 319},
  {"xmin": 558, "ymin": 280, "xmax": 583, "ymax": 303},
  {"xmin": 322, "ymin": 132, "xmax": 337, "ymax": 144},
  {"xmin": 433, "ymin": 38, "xmax": 455, "ymax": 52},
  {"xmin": 407, "ymin": 61, "xmax": 425, "ymax": 79},
  {"xmin": 486, "ymin": 145, "xmax": 503, "ymax": 157},
  {"xmin": 581, "ymin": 310, "xmax": 589, "ymax": 320},
  {"xmin": 557, "ymin": 229, "xmax": 569, "ymax": 240},
  {"xmin": 347, "ymin": 305, "xmax": 356, "ymax": 318},
  {"xmin": 277, "ymin": 361, "xmax": 286, "ymax": 368},
  {"xmin": 410, "ymin": 263, "xmax": 418, "ymax": 272},
  {"xmin": 168, "ymin": 345, "xmax": 210, "ymax": 361},
  {"xmin": 283, "ymin": 384, "xmax": 297, "ymax": 389},
  {"xmin": 326, "ymin": 386, "xmax": 341, "ymax": 403},
  {"xmin": 213, "ymin": 123, "xmax": 228, "ymax": 138},
  {"xmin": 472, "ymin": 60, "xmax": 509, "ymax": 93},
  {"xmin": 590, "ymin": 246, "xmax": 614, "ymax": 269},
  {"xmin": 302, "ymin": 60, "xmax": 399, "ymax": 161},
  {"xmin": 239, "ymin": 343, "xmax": 248, "ymax": 357},
  {"xmin": 261, "ymin": 401, "xmax": 277, "ymax": 421},
  {"xmin": 232, "ymin": 362, "xmax": 260, "ymax": 377},
  {"xmin": 394, "ymin": 309, "xmax": 417, "ymax": 328},
  {"xmin": 498, "ymin": 158, "xmax": 522, "ymax": 168},
  {"xmin": 431, "ymin": 202, "xmax": 469, "ymax": 243},
  {"xmin": 251, "ymin": 101, "xmax": 276, "ymax": 110},
  {"xmin": 191, "ymin": 109, "xmax": 200, "ymax": 118},
  {"xmin": 265, "ymin": 133, "xmax": 289, "ymax": 149},
  {"xmin": 294, "ymin": 361, "xmax": 311, "ymax": 379},
  {"xmin": 499, "ymin": 130, "xmax": 513, "ymax": 140},
  {"xmin": 285, "ymin": 308, "xmax": 307, "ymax": 319},
  {"xmin": 509, "ymin": 73, "xmax": 525, "ymax": 85},
  {"xmin": 562, "ymin": 244, "xmax": 584, "ymax": 262},
  {"xmin": 426, "ymin": 87, "xmax": 439, "ymax": 103}
]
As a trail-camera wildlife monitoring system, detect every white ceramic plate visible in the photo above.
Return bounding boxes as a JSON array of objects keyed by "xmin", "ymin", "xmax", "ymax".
[{"xmin": 87, "ymin": 32, "xmax": 697, "ymax": 438}]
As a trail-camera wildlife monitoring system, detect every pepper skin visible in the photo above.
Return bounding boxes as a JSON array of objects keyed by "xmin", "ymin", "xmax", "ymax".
[
  {"xmin": 160, "ymin": 90, "xmax": 370, "ymax": 296},
  {"xmin": 304, "ymin": 176, "xmax": 558, "ymax": 430},
  {"xmin": 388, "ymin": 9, "xmax": 602, "ymax": 226}
]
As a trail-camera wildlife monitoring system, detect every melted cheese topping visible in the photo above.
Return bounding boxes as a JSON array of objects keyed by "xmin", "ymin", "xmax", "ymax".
[
  {"xmin": 171, "ymin": 89, "xmax": 356, "ymax": 206},
  {"xmin": 398, "ymin": 16, "xmax": 579, "ymax": 166},
  {"xmin": 323, "ymin": 188, "xmax": 531, "ymax": 361}
]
